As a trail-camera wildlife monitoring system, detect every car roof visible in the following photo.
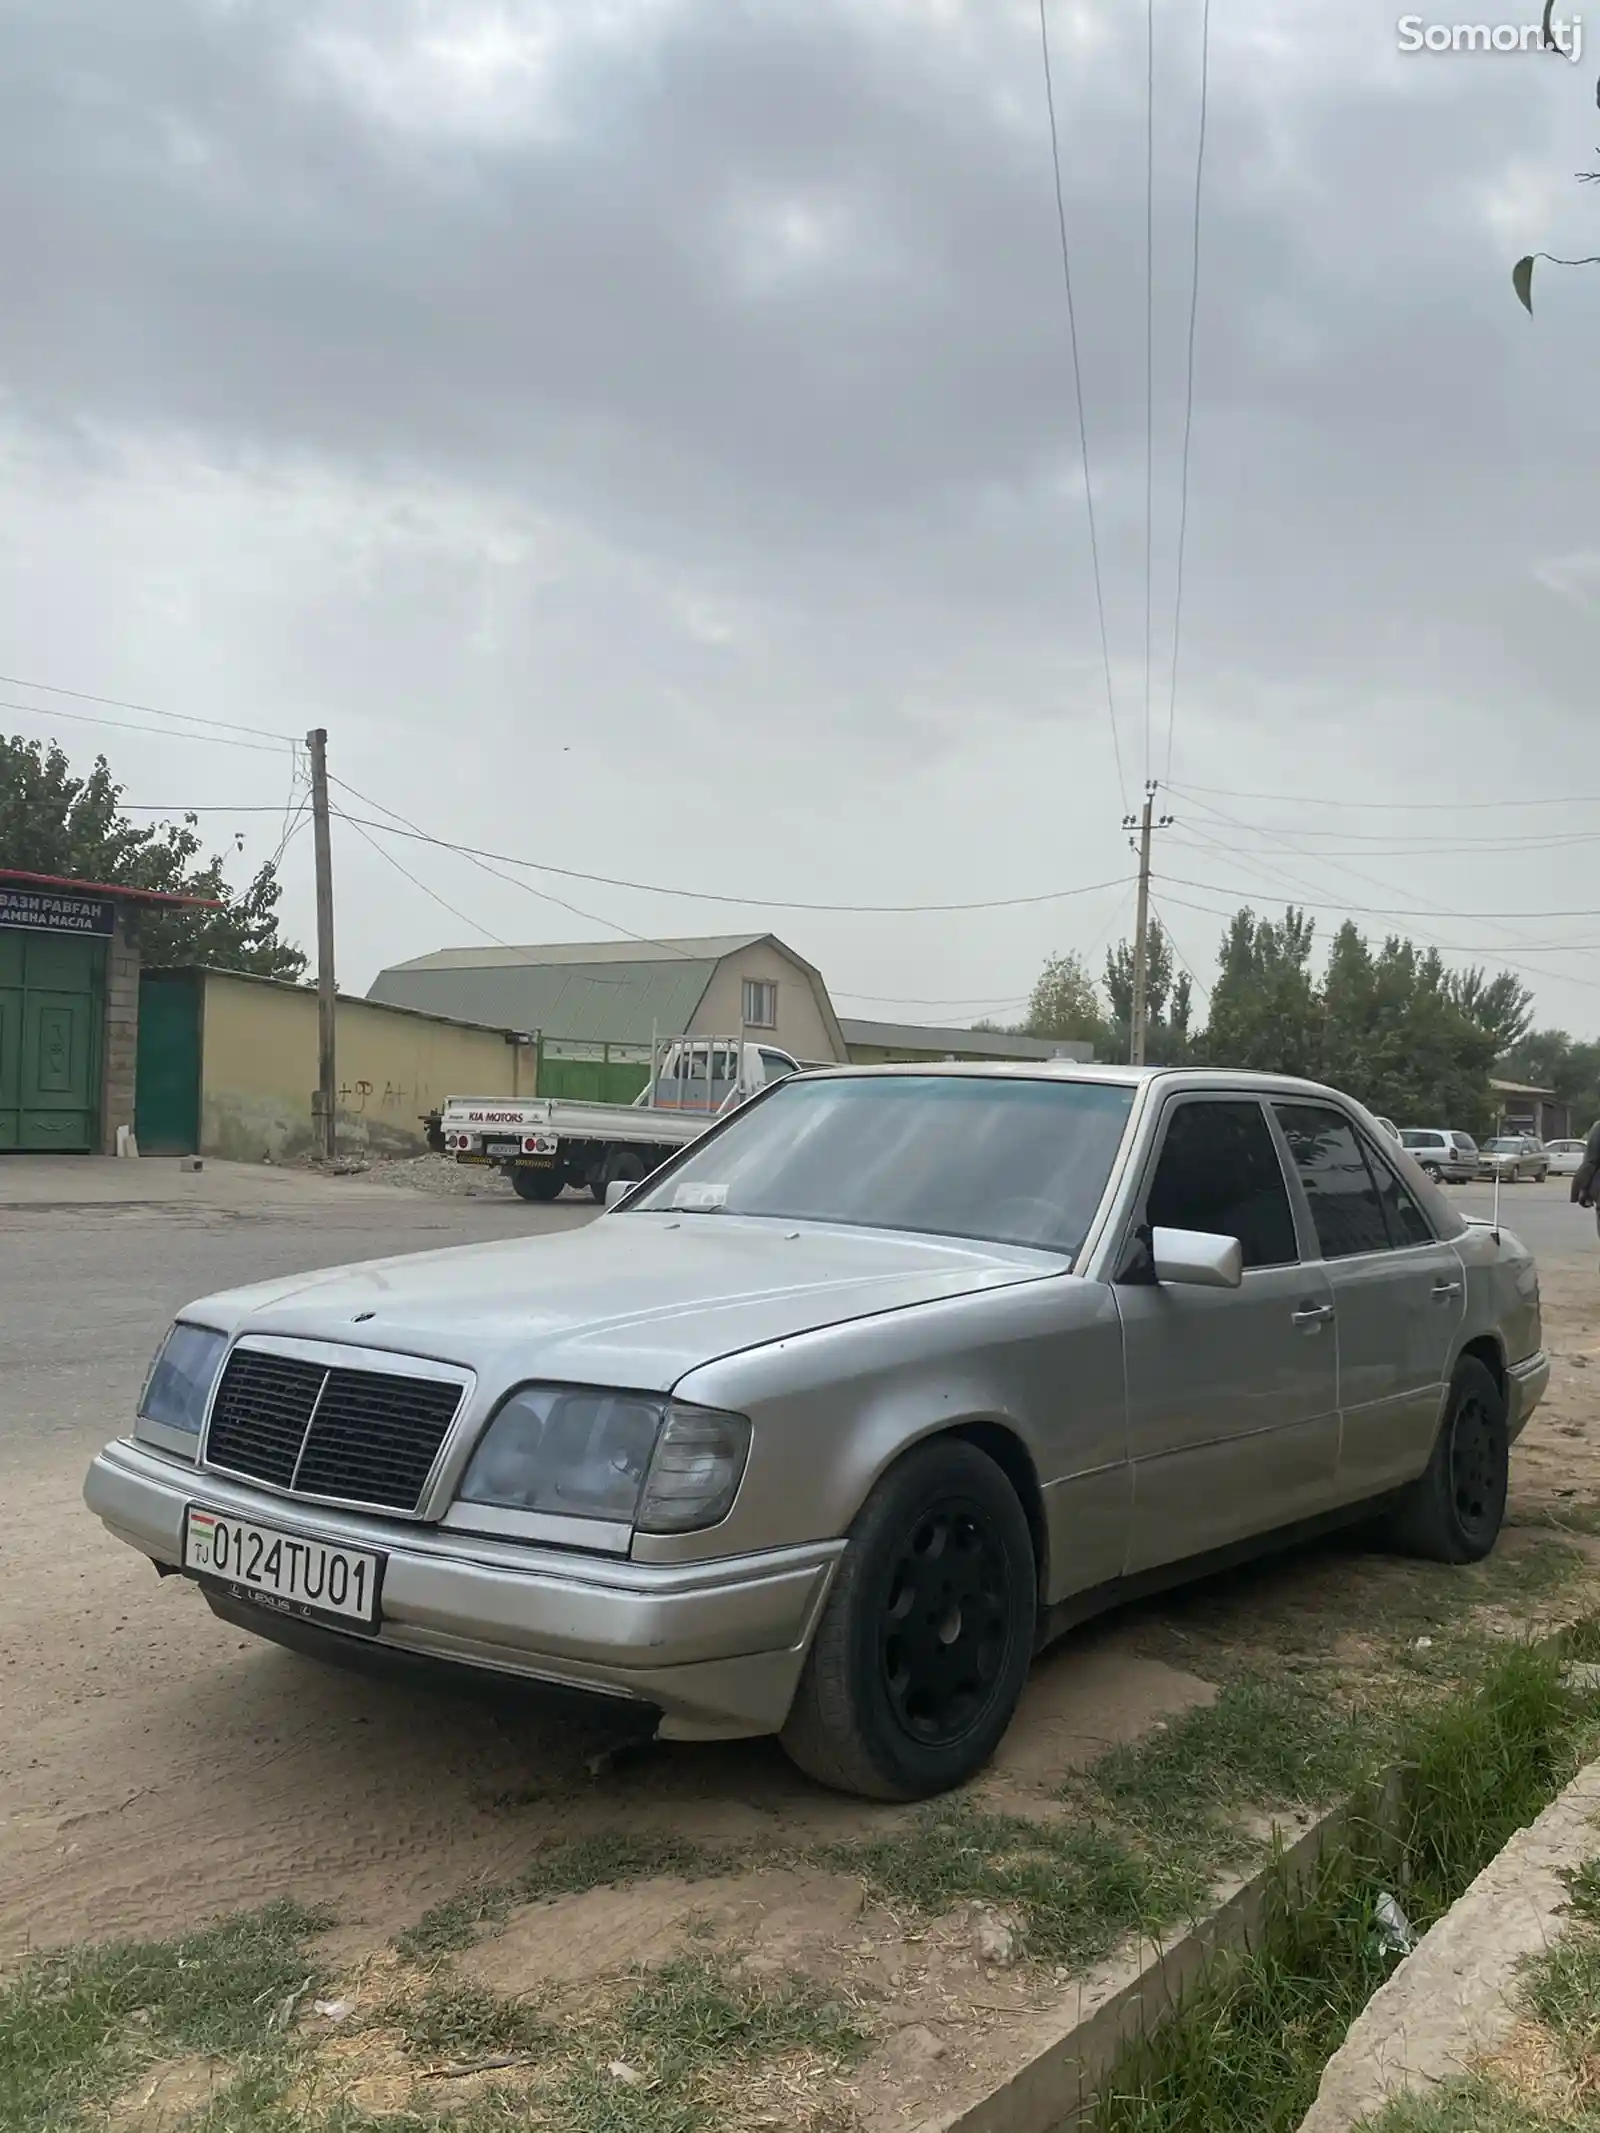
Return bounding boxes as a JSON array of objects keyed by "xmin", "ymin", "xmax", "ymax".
[{"xmin": 799, "ymin": 1060, "xmax": 1372, "ymax": 1102}]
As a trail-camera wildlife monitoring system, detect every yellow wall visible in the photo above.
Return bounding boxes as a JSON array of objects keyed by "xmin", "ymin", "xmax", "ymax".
[
  {"xmin": 694, "ymin": 941, "xmax": 844, "ymax": 1061},
  {"xmin": 199, "ymin": 972, "xmax": 521, "ymax": 1162}
]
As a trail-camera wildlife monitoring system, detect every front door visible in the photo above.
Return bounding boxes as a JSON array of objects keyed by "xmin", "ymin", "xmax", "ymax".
[
  {"xmin": 1272, "ymin": 1103, "xmax": 1463, "ymax": 1500},
  {"xmin": 1116, "ymin": 1095, "xmax": 1341, "ymax": 1575},
  {"xmin": 0, "ymin": 931, "xmax": 103, "ymax": 1152}
]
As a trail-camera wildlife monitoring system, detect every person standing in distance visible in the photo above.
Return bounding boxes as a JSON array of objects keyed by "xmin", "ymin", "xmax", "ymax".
[{"xmin": 1570, "ymin": 1119, "xmax": 1600, "ymax": 1232}]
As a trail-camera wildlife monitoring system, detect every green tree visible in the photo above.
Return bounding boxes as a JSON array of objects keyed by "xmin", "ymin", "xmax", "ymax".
[
  {"xmin": 1201, "ymin": 906, "xmax": 1320, "ymax": 1075},
  {"xmin": 1498, "ymin": 1028, "xmax": 1600, "ymax": 1141},
  {"xmin": 0, "ymin": 735, "xmax": 306, "ymax": 977},
  {"xmin": 1103, "ymin": 921, "xmax": 1194, "ymax": 1064},
  {"xmin": 1020, "ymin": 950, "xmax": 1109, "ymax": 1049}
]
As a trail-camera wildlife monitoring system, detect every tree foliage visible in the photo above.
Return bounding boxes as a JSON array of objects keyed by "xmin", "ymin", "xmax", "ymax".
[
  {"xmin": 1012, "ymin": 904, "xmax": 1538, "ymax": 1132},
  {"xmin": 0, "ymin": 735, "xmax": 306, "ymax": 978},
  {"xmin": 1103, "ymin": 921, "xmax": 1193, "ymax": 1064},
  {"xmin": 1020, "ymin": 950, "xmax": 1107, "ymax": 1047}
]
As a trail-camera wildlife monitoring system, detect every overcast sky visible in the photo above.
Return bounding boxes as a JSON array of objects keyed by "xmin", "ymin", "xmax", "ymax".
[{"xmin": 3, "ymin": 0, "xmax": 1599, "ymax": 1035}]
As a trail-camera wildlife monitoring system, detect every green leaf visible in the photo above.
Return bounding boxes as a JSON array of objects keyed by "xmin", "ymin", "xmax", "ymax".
[{"xmin": 1513, "ymin": 255, "xmax": 1536, "ymax": 313}]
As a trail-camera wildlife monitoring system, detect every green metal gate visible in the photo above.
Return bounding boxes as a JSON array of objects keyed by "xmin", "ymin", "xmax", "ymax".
[
  {"xmin": 135, "ymin": 970, "xmax": 202, "ymax": 1155},
  {"xmin": 0, "ymin": 930, "xmax": 104, "ymax": 1152}
]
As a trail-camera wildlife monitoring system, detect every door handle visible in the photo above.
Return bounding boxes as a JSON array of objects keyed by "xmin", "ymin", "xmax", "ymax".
[
  {"xmin": 1292, "ymin": 1303, "xmax": 1335, "ymax": 1326},
  {"xmin": 1432, "ymin": 1279, "xmax": 1463, "ymax": 1298}
]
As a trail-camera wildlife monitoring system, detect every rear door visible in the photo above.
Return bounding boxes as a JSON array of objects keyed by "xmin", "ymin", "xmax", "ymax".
[
  {"xmin": 1272, "ymin": 1103, "xmax": 1462, "ymax": 1501},
  {"xmin": 1116, "ymin": 1094, "xmax": 1340, "ymax": 1575}
]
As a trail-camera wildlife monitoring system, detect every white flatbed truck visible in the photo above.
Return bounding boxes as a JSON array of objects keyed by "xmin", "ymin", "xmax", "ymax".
[{"xmin": 439, "ymin": 1037, "xmax": 804, "ymax": 1202}]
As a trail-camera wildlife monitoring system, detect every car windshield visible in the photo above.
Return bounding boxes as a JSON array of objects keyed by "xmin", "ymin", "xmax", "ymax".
[
  {"xmin": 1486, "ymin": 1138, "xmax": 1520, "ymax": 1152},
  {"xmin": 626, "ymin": 1073, "xmax": 1137, "ymax": 1255}
]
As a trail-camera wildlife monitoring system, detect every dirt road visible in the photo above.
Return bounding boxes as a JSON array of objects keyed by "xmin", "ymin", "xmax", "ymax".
[{"xmin": 4, "ymin": 1161, "xmax": 1597, "ymax": 1970}]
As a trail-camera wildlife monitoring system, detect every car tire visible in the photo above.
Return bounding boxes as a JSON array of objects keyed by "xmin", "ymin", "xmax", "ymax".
[
  {"xmin": 1385, "ymin": 1356, "xmax": 1508, "ymax": 1564},
  {"xmin": 1422, "ymin": 1161, "xmax": 1443, "ymax": 1181},
  {"xmin": 779, "ymin": 1437, "xmax": 1037, "ymax": 1801},
  {"xmin": 510, "ymin": 1167, "xmax": 564, "ymax": 1202},
  {"xmin": 599, "ymin": 1150, "xmax": 647, "ymax": 1202}
]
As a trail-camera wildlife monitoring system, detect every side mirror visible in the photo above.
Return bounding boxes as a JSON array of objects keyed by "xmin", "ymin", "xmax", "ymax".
[
  {"xmin": 1151, "ymin": 1226, "xmax": 1243, "ymax": 1290},
  {"xmin": 604, "ymin": 1178, "xmax": 633, "ymax": 1207}
]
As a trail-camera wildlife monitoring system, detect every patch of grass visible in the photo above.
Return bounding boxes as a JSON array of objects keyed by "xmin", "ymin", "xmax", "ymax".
[
  {"xmin": 1075, "ymin": 1675, "xmax": 1390, "ymax": 1845},
  {"xmin": 1516, "ymin": 1499, "xmax": 1600, "ymax": 1539},
  {"xmin": 1361, "ymin": 2080, "xmax": 1588, "ymax": 2132},
  {"xmin": 1091, "ymin": 1643, "xmax": 1600, "ymax": 2133},
  {"xmin": 389, "ymin": 1977, "xmax": 559, "ymax": 2066},
  {"xmin": 1122, "ymin": 1532, "xmax": 1583, "ymax": 1683},
  {"xmin": 0, "ymin": 1900, "xmax": 330, "ymax": 2133},
  {"xmin": 395, "ymin": 1834, "xmax": 718, "ymax": 1963},
  {"xmin": 614, "ymin": 1951, "xmax": 866, "ymax": 2074},
  {"xmin": 1092, "ymin": 1843, "xmax": 1396, "ymax": 2133},
  {"xmin": 821, "ymin": 1800, "xmax": 1210, "ymax": 1969},
  {"xmin": 1399, "ymin": 1644, "xmax": 1590, "ymax": 1928}
]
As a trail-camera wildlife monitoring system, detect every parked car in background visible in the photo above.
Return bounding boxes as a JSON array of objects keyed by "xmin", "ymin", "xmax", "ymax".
[
  {"xmin": 86, "ymin": 1063, "xmax": 1546, "ymax": 1802},
  {"xmin": 1373, "ymin": 1116, "xmax": 1401, "ymax": 1143},
  {"xmin": 1397, "ymin": 1128, "xmax": 1479, "ymax": 1183},
  {"xmin": 1476, "ymin": 1136, "xmax": 1549, "ymax": 1184},
  {"xmin": 1544, "ymin": 1138, "xmax": 1588, "ymax": 1178}
]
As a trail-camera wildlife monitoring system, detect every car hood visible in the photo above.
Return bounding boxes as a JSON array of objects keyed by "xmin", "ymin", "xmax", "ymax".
[{"xmin": 182, "ymin": 1213, "xmax": 1065, "ymax": 1392}]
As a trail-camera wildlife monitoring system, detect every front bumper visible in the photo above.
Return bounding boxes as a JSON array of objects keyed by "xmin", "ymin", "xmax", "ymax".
[
  {"xmin": 84, "ymin": 1440, "xmax": 842, "ymax": 1741},
  {"xmin": 1507, "ymin": 1349, "xmax": 1550, "ymax": 1441}
]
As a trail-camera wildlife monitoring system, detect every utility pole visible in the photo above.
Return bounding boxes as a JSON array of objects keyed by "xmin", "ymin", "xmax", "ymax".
[
  {"xmin": 1123, "ymin": 780, "xmax": 1173, "ymax": 1067},
  {"xmin": 306, "ymin": 727, "xmax": 337, "ymax": 1164}
]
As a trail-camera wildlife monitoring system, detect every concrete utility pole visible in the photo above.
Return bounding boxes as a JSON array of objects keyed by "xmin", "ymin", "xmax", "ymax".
[
  {"xmin": 306, "ymin": 727, "xmax": 337, "ymax": 1164},
  {"xmin": 1124, "ymin": 780, "xmax": 1173, "ymax": 1067}
]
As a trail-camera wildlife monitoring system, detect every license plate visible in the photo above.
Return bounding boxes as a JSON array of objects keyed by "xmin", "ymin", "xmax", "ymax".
[
  {"xmin": 183, "ymin": 1508, "xmax": 384, "ymax": 1632},
  {"xmin": 484, "ymin": 1139, "xmax": 521, "ymax": 1158}
]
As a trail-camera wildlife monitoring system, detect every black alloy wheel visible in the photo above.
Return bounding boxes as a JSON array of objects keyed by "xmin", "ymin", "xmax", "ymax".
[
  {"xmin": 1448, "ymin": 1381, "xmax": 1504, "ymax": 1551},
  {"xmin": 878, "ymin": 1496, "xmax": 1012, "ymax": 1750},
  {"xmin": 780, "ymin": 1437, "xmax": 1036, "ymax": 1800},
  {"xmin": 1386, "ymin": 1354, "xmax": 1507, "ymax": 1563}
]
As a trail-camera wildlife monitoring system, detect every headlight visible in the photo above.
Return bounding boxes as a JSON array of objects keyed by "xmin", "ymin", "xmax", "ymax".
[
  {"xmin": 134, "ymin": 1322, "xmax": 228, "ymax": 1453},
  {"xmin": 458, "ymin": 1387, "xmax": 751, "ymax": 1534}
]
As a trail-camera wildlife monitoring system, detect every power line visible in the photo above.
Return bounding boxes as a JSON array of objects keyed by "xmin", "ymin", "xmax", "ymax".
[
  {"xmin": 1170, "ymin": 778, "xmax": 1600, "ymax": 813},
  {"xmin": 1163, "ymin": 0, "xmax": 1211, "ymax": 785},
  {"xmin": 1160, "ymin": 871, "xmax": 1600, "ymax": 925},
  {"xmin": 1, "ymin": 695, "xmax": 288, "ymax": 756},
  {"xmin": 1143, "ymin": 0, "xmax": 1155, "ymax": 783},
  {"xmin": 329, "ymin": 800, "xmax": 1138, "ymax": 917},
  {"xmin": 0, "ymin": 671, "xmax": 295, "ymax": 744},
  {"xmin": 1038, "ymin": 0, "xmax": 1127, "ymax": 811},
  {"xmin": 340, "ymin": 811, "xmax": 512, "ymax": 947},
  {"xmin": 1148, "ymin": 896, "xmax": 1212, "ymax": 1002}
]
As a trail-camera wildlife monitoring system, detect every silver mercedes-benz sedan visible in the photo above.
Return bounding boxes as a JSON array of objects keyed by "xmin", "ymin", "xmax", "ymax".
[{"xmin": 85, "ymin": 1064, "xmax": 1546, "ymax": 1800}]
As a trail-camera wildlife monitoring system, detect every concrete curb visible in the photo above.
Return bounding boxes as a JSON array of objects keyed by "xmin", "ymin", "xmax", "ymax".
[
  {"xmin": 1294, "ymin": 1751, "xmax": 1600, "ymax": 2133},
  {"xmin": 911, "ymin": 1775, "xmax": 1404, "ymax": 2133}
]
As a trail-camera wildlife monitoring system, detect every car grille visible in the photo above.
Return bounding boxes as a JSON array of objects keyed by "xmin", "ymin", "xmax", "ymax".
[{"xmin": 204, "ymin": 1347, "xmax": 465, "ymax": 1513}]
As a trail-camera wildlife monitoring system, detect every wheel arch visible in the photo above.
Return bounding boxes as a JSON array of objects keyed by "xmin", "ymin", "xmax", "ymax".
[
  {"xmin": 916, "ymin": 1418, "xmax": 1049, "ymax": 1603},
  {"xmin": 1456, "ymin": 1331, "xmax": 1507, "ymax": 1396}
]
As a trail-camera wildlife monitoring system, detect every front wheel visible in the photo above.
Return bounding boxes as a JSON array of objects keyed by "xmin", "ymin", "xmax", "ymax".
[
  {"xmin": 780, "ymin": 1438, "xmax": 1036, "ymax": 1800},
  {"xmin": 510, "ymin": 1167, "xmax": 565, "ymax": 1203},
  {"xmin": 1385, "ymin": 1356, "xmax": 1507, "ymax": 1563},
  {"xmin": 1422, "ymin": 1162, "xmax": 1443, "ymax": 1181}
]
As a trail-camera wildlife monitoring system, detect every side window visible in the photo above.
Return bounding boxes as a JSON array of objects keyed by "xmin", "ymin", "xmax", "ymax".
[
  {"xmin": 759, "ymin": 1049, "xmax": 797, "ymax": 1086},
  {"xmin": 1274, "ymin": 1105, "xmax": 1392, "ymax": 1258},
  {"xmin": 1361, "ymin": 1138, "xmax": 1434, "ymax": 1247},
  {"xmin": 1143, "ymin": 1100, "xmax": 1298, "ymax": 1270}
]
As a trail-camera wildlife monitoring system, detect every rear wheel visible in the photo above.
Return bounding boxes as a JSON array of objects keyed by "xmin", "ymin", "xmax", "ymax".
[
  {"xmin": 780, "ymin": 1438, "xmax": 1036, "ymax": 1801},
  {"xmin": 1386, "ymin": 1356, "xmax": 1507, "ymax": 1563},
  {"xmin": 599, "ymin": 1150, "xmax": 647, "ymax": 1203},
  {"xmin": 510, "ymin": 1167, "xmax": 564, "ymax": 1203}
]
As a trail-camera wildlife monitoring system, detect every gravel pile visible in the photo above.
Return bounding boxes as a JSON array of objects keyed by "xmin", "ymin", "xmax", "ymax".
[{"xmin": 358, "ymin": 1153, "xmax": 516, "ymax": 1198}]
